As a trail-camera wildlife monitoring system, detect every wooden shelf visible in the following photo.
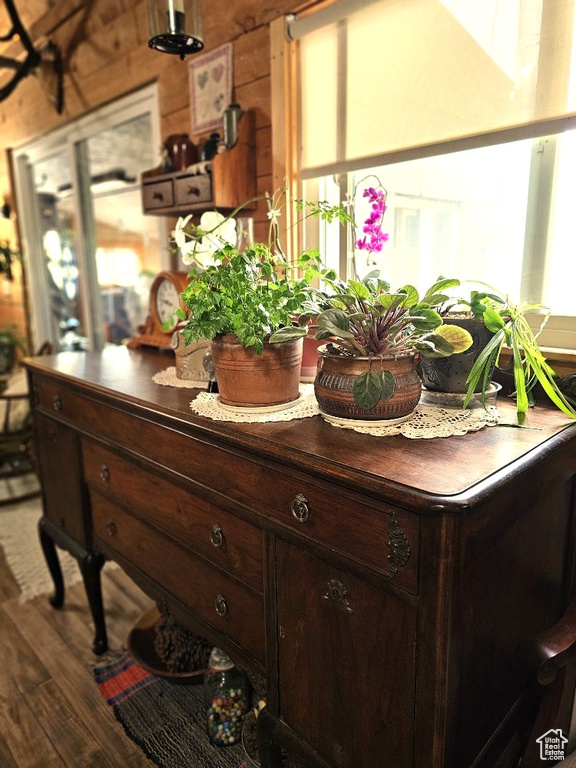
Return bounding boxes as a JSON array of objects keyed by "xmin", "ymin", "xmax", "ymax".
[{"xmin": 141, "ymin": 110, "xmax": 256, "ymax": 217}]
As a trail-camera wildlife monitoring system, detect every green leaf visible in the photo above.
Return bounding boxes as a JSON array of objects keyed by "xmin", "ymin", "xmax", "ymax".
[
  {"xmin": 397, "ymin": 285, "xmax": 419, "ymax": 308},
  {"xmin": 316, "ymin": 309, "xmax": 355, "ymax": 338},
  {"xmin": 435, "ymin": 324, "xmax": 473, "ymax": 353},
  {"xmin": 269, "ymin": 326, "xmax": 308, "ymax": 343},
  {"xmin": 379, "ymin": 370, "xmax": 396, "ymax": 402},
  {"xmin": 410, "ymin": 308, "xmax": 442, "ymax": 332},
  {"xmin": 414, "ymin": 333, "xmax": 455, "ymax": 357},
  {"xmin": 422, "ymin": 278, "xmax": 460, "ymax": 301},
  {"xmin": 483, "ymin": 305, "xmax": 506, "ymax": 332},
  {"xmin": 377, "ymin": 292, "xmax": 406, "ymax": 310},
  {"xmin": 348, "ymin": 280, "xmax": 371, "ymax": 300},
  {"xmin": 352, "ymin": 370, "xmax": 383, "ymax": 410}
]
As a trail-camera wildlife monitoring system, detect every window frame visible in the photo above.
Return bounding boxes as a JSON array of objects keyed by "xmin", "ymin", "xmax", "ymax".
[{"xmin": 270, "ymin": 8, "xmax": 576, "ymax": 355}]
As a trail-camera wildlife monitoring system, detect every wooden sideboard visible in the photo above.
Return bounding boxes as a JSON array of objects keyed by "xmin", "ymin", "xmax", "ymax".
[{"xmin": 24, "ymin": 347, "xmax": 576, "ymax": 768}]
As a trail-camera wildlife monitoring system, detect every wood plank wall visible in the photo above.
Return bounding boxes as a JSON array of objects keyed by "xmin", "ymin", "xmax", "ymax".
[{"xmin": 0, "ymin": 0, "xmax": 322, "ymax": 339}]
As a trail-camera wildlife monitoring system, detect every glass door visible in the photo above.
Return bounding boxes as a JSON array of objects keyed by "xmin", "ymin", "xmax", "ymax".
[{"xmin": 13, "ymin": 86, "xmax": 165, "ymax": 352}]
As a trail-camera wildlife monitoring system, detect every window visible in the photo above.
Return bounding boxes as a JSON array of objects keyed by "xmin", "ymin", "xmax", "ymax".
[
  {"xmin": 285, "ymin": 0, "xmax": 576, "ymax": 351},
  {"xmin": 12, "ymin": 86, "xmax": 164, "ymax": 352}
]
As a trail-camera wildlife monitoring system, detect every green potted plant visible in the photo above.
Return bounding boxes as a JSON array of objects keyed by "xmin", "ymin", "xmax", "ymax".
[
  {"xmin": 420, "ymin": 284, "xmax": 576, "ymax": 424},
  {"xmin": 419, "ymin": 288, "xmax": 506, "ymax": 395},
  {"xmin": 280, "ymin": 184, "xmax": 472, "ymax": 421},
  {"xmin": 176, "ymin": 191, "xmax": 351, "ymax": 408},
  {"xmin": 462, "ymin": 296, "xmax": 576, "ymax": 423},
  {"xmin": 294, "ymin": 267, "xmax": 473, "ymax": 421},
  {"xmin": 0, "ymin": 323, "xmax": 28, "ymax": 375}
]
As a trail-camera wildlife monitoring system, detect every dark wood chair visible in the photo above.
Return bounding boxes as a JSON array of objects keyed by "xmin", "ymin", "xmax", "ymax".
[
  {"xmin": 518, "ymin": 595, "xmax": 576, "ymax": 767},
  {"xmin": 0, "ymin": 342, "xmax": 53, "ymax": 506}
]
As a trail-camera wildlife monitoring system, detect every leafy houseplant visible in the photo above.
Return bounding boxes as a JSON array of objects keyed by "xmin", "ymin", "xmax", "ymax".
[
  {"xmin": 296, "ymin": 268, "xmax": 473, "ymax": 418},
  {"xmin": 419, "ymin": 289, "xmax": 506, "ymax": 396},
  {"xmin": 0, "ymin": 323, "xmax": 28, "ymax": 375},
  {"xmin": 421, "ymin": 286, "xmax": 576, "ymax": 423},
  {"xmin": 176, "ymin": 191, "xmax": 351, "ymax": 407},
  {"xmin": 462, "ymin": 295, "xmax": 576, "ymax": 423}
]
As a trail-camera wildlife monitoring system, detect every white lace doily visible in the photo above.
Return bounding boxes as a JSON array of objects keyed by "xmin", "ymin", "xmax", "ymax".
[
  {"xmin": 153, "ymin": 366, "xmax": 208, "ymax": 389},
  {"xmin": 328, "ymin": 402, "xmax": 499, "ymax": 438},
  {"xmin": 189, "ymin": 387, "xmax": 499, "ymax": 437},
  {"xmin": 190, "ymin": 386, "xmax": 318, "ymax": 423}
]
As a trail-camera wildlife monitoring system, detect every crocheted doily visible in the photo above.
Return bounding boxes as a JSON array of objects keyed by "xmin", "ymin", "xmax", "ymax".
[
  {"xmin": 153, "ymin": 366, "xmax": 209, "ymax": 389},
  {"xmin": 189, "ymin": 387, "xmax": 499, "ymax": 437}
]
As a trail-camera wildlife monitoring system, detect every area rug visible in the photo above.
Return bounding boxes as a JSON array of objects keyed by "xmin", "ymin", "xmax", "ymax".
[
  {"xmin": 0, "ymin": 496, "xmax": 115, "ymax": 603},
  {"xmin": 94, "ymin": 651, "xmax": 248, "ymax": 768}
]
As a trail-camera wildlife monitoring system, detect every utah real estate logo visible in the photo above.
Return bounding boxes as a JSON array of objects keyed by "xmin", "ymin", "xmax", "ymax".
[{"xmin": 536, "ymin": 729, "xmax": 568, "ymax": 761}]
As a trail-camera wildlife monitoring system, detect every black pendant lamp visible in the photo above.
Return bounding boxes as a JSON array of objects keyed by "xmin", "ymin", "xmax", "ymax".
[{"xmin": 146, "ymin": 0, "xmax": 204, "ymax": 60}]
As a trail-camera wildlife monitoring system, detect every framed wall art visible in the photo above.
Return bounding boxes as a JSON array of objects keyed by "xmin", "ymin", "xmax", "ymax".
[{"xmin": 188, "ymin": 42, "xmax": 233, "ymax": 135}]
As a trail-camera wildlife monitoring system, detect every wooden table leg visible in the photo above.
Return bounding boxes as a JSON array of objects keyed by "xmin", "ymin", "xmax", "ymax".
[
  {"xmin": 78, "ymin": 551, "xmax": 108, "ymax": 655},
  {"xmin": 38, "ymin": 517, "xmax": 64, "ymax": 608}
]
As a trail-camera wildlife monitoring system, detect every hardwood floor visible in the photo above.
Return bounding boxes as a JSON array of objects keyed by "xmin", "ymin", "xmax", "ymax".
[{"xmin": 0, "ymin": 543, "xmax": 156, "ymax": 767}]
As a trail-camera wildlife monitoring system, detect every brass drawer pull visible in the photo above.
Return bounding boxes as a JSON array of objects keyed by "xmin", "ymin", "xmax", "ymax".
[
  {"xmin": 100, "ymin": 465, "xmax": 110, "ymax": 483},
  {"xmin": 210, "ymin": 524, "xmax": 224, "ymax": 548},
  {"xmin": 52, "ymin": 395, "xmax": 62, "ymax": 411},
  {"xmin": 214, "ymin": 594, "xmax": 228, "ymax": 617},
  {"xmin": 291, "ymin": 493, "xmax": 309, "ymax": 523},
  {"xmin": 187, "ymin": 185, "xmax": 200, "ymax": 196},
  {"xmin": 152, "ymin": 190, "xmax": 164, "ymax": 201},
  {"xmin": 106, "ymin": 519, "xmax": 117, "ymax": 536}
]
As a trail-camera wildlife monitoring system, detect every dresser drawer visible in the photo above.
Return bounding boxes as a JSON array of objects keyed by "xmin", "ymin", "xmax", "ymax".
[
  {"xmin": 34, "ymin": 412, "xmax": 87, "ymax": 545},
  {"xmin": 174, "ymin": 173, "xmax": 212, "ymax": 206},
  {"xmin": 33, "ymin": 376, "xmax": 418, "ymax": 593},
  {"xmin": 142, "ymin": 180, "xmax": 174, "ymax": 210},
  {"xmin": 82, "ymin": 439, "xmax": 263, "ymax": 592},
  {"xmin": 91, "ymin": 493, "xmax": 265, "ymax": 663}
]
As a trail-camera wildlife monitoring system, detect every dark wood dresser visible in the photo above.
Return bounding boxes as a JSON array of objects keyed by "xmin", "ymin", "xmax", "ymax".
[{"xmin": 24, "ymin": 347, "xmax": 576, "ymax": 768}]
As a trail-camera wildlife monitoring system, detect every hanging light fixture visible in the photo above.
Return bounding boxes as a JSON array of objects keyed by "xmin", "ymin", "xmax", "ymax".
[
  {"xmin": 146, "ymin": 0, "xmax": 203, "ymax": 60},
  {"xmin": 0, "ymin": 0, "xmax": 63, "ymax": 112}
]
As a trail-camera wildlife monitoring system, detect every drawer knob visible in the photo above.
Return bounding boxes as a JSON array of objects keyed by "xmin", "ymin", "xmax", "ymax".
[
  {"xmin": 291, "ymin": 493, "xmax": 309, "ymax": 523},
  {"xmin": 100, "ymin": 465, "xmax": 110, "ymax": 482},
  {"xmin": 106, "ymin": 519, "xmax": 117, "ymax": 536},
  {"xmin": 47, "ymin": 425, "xmax": 58, "ymax": 443},
  {"xmin": 210, "ymin": 524, "xmax": 224, "ymax": 548},
  {"xmin": 187, "ymin": 185, "xmax": 200, "ymax": 196},
  {"xmin": 152, "ymin": 191, "xmax": 164, "ymax": 201},
  {"xmin": 52, "ymin": 395, "xmax": 62, "ymax": 411},
  {"xmin": 214, "ymin": 594, "xmax": 228, "ymax": 617}
]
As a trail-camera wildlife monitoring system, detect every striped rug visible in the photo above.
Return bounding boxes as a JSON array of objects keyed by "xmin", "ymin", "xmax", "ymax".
[{"xmin": 94, "ymin": 651, "xmax": 248, "ymax": 768}]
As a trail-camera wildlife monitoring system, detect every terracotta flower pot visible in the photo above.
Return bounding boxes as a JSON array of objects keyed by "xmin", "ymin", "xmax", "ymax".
[
  {"xmin": 419, "ymin": 315, "xmax": 495, "ymax": 393},
  {"xmin": 315, "ymin": 350, "xmax": 422, "ymax": 421},
  {"xmin": 211, "ymin": 333, "xmax": 303, "ymax": 407}
]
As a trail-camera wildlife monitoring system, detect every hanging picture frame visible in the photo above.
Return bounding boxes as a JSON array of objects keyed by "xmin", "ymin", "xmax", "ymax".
[{"xmin": 188, "ymin": 42, "xmax": 233, "ymax": 135}]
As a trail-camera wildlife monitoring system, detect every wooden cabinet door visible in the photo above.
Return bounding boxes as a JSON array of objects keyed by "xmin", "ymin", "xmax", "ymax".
[
  {"xmin": 276, "ymin": 540, "xmax": 416, "ymax": 768},
  {"xmin": 34, "ymin": 412, "xmax": 86, "ymax": 546}
]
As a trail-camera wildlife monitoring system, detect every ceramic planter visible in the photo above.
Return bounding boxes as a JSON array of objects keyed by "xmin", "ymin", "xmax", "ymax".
[
  {"xmin": 211, "ymin": 333, "xmax": 303, "ymax": 407},
  {"xmin": 419, "ymin": 315, "xmax": 495, "ymax": 394},
  {"xmin": 315, "ymin": 350, "xmax": 422, "ymax": 421}
]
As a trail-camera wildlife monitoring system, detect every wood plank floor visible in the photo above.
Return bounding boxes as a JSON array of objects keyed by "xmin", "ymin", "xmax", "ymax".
[{"xmin": 0, "ymin": 543, "xmax": 156, "ymax": 768}]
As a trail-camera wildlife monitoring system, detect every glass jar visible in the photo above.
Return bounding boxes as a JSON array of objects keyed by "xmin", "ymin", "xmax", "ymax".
[{"xmin": 204, "ymin": 648, "xmax": 250, "ymax": 746}]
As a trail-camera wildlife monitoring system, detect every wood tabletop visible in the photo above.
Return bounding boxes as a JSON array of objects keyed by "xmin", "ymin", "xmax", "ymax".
[{"xmin": 24, "ymin": 346, "xmax": 576, "ymax": 512}]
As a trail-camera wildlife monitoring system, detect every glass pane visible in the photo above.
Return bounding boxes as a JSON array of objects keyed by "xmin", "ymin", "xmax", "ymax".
[
  {"xmin": 544, "ymin": 129, "xmax": 576, "ymax": 316},
  {"xmin": 32, "ymin": 152, "xmax": 87, "ymax": 351},
  {"xmin": 87, "ymin": 114, "xmax": 161, "ymax": 345},
  {"xmin": 349, "ymin": 140, "xmax": 532, "ymax": 299}
]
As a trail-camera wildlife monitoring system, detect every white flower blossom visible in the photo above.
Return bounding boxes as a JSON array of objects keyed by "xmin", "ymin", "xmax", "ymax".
[
  {"xmin": 172, "ymin": 214, "xmax": 193, "ymax": 249},
  {"xmin": 179, "ymin": 211, "xmax": 237, "ymax": 268},
  {"xmin": 266, "ymin": 208, "xmax": 282, "ymax": 225}
]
